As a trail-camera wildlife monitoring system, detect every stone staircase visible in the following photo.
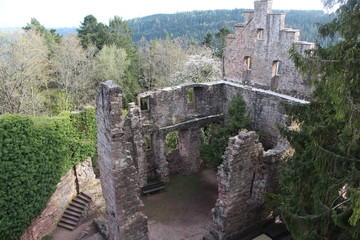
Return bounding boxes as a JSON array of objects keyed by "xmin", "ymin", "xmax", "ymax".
[{"xmin": 58, "ymin": 192, "xmax": 92, "ymax": 230}]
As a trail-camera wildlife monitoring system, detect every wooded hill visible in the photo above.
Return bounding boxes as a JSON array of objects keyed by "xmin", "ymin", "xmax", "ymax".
[{"xmin": 127, "ymin": 9, "xmax": 334, "ymax": 44}]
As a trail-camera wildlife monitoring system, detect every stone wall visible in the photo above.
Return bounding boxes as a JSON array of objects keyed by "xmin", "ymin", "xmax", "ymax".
[
  {"xmin": 205, "ymin": 131, "xmax": 285, "ymax": 240},
  {"xmin": 127, "ymin": 80, "xmax": 306, "ymax": 182},
  {"xmin": 224, "ymin": 0, "xmax": 314, "ymax": 98},
  {"xmin": 96, "ymin": 81, "xmax": 148, "ymax": 240},
  {"xmin": 223, "ymin": 80, "xmax": 308, "ymax": 148},
  {"xmin": 138, "ymin": 83, "xmax": 225, "ymax": 181},
  {"xmin": 137, "ymin": 83, "xmax": 225, "ymax": 128},
  {"xmin": 20, "ymin": 158, "xmax": 97, "ymax": 240},
  {"xmin": 96, "ymin": 79, "xmax": 306, "ymax": 240}
]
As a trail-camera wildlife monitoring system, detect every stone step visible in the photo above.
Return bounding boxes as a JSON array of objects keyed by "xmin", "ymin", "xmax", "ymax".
[
  {"xmin": 62, "ymin": 212, "xmax": 81, "ymax": 222},
  {"xmin": 79, "ymin": 192, "xmax": 92, "ymax": 202},
  {"xmin": 59, "ymin": 218, "xmax": 78, "ymax": 226},
  {"xmin": 70, "ymin": 201, "xmax": 86, "ymax": 210},
  {"xmin": 72, "ymin": 197, "xmax": 88, "ymax": 206},
  {"xmin": 58, "ymin": 221, "xmax": 76, "ymax": 231},
  {"xmin": 67, "ymin": 205, "xmax": 83, "ymax": 214},
  {"xmin": 64, "ymin": 209, "xmax": 82, "ymax": 218},
  {"xmin": 58, "ymin": 192, "xmax": 92, "ymax": 231}
]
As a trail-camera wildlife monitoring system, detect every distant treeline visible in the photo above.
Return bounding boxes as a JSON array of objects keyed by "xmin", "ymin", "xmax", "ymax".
[
  {"xmin": 126, "ymin": 9, "xmax": 335, "ymax": 45},
  {"xmin": 1, "ymin": 9, "xmax": 335, "ymax": 45}
]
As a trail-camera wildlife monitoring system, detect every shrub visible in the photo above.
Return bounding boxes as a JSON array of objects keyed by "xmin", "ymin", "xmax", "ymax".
[
  {"xmin": 199, "ymin": 94, "xmax": 251, "ymax": 167},
  {"xmin": 0, "ymin": 108, "xmax": 97, "ymax": 240}
]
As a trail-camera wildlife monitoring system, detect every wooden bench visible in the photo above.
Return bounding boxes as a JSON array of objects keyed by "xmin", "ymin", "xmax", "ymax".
[{"xmin": 141, "ymin": 182, "xmax": 165, "ymax": 195}]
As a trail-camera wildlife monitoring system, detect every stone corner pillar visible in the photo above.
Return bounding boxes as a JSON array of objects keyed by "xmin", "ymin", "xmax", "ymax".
[{"xmin": 96, "ymin": 81, "xmax": 148, "ymax": 240}]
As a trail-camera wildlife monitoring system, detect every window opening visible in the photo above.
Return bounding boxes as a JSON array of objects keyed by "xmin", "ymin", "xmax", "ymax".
[
  {"xmin": 244, "ymin": 56, "xmax": 252, "ymax": 70},
  {"xmin": 272, "ymin": 60, "xmax": 283, "ymax": 76},
  {"xmin": 166, "ymin": 131, "xmax": 179, "ymax": 153},
  {"xmin": 187, "ymin": 88, "xmax": 194, "ymax": 104},
  {"xmin": 140, "ymin": 97, "xmax": 149, "ymax": 111},
  {"xmin": 256, "ymin": 29, "xmax": 264, "ymax": 40}
]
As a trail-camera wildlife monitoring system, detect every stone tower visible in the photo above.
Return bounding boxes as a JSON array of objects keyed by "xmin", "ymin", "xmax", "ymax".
[{"xmin": 223, "ymin": 0, "xmax": 314, "ymax": 99}]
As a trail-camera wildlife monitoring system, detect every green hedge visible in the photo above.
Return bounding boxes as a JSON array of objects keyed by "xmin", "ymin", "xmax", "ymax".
[{"xmin": 0, "ymin": 108, "xmax": 97, "ymax": 240}]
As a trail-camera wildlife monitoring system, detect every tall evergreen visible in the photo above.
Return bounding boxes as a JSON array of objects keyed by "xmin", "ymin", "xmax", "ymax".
[
  {"xmin": 23, "ymin": 18, "xmax": 61, "ymax": 46},
  {"xmin": 202, "ymin": 30, "xmax": 213, "ymax": 48},
  {"xmin": 77, "ymin": 15, "xmax": 142, "ymax": 106},
  {"xmin": 279, "ymin": 0, "xmax": 360, "ymax": 239},
  {"xmin": 215, "ymin": 26, "xmax": 231, "ymax": 57},
  {"xmin": 77, "ymin": 15, "xmax": 110, "ymax": 50}
]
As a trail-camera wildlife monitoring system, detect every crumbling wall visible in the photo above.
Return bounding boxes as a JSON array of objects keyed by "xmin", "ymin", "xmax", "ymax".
[
  {"xmin": 123, "ymin": 103, "xmax": 147, "ymax": 187},
  {"xmin": 224, "ymin": 81, "xmax": 308, "ymax": 148},
  {"xmin": 138, "ymin": 83, "xmax": 225, "ymax": 181},
  {"xmin": 205, "ymin": 131, "xmax": 285, "ymax": 240},
  {"xmin": 96, "ymin": 81, "xmax": 148, "ymax": 240},
  {"xmin": 132, "ymin": 81, "xmax": 303, "ymax": 181},
  {"xmin": 138, "ymin": 83, "xmax": 225, "ymax": 127},
  {"xmin": 95, "ymin": 80, "xmax": 304, "ymax": 240},
  {"xmin": 224, "ymin": 0, "xmax": 314, "ymax": 98}
]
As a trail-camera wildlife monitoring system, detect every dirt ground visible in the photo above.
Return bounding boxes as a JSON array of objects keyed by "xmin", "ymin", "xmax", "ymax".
[
  {"xmin": 144, "ymin": 168, "xmax": 218, "ymax": 240},
  {"xmin": 49, "ymin": 168, "xmax": 218, "ymax": 240}
]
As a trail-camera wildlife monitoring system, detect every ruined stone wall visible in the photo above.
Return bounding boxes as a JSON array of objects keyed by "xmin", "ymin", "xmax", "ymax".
[
  {"xmin": 20, "ymin": 158, "xmax": 97, "ymax": 240},
  {"xmin": 223, "ymin": 81, "xmax": 308, "ymax": 148},
  {"xmin": 96, "ymin": 80, "xmax": 307, "ymax": 240},
  {"xmin": 138, "ymin": 83, "xmax": 225, "ymax": 181},
  {"xmin": 205, "ymin": 131, "xmax": 285, "ymax": 240},
  {"xmin": 132, "ymin": 81, "xmax": 305, "ymax": 182},
  {"xmin": 224, "ymin": 0, "xmax": 314, "ymax": 98},
  {"xmin": 96, "ymin": 81, "xmax": 148, "ymax": 240},
  {"xmin": 138, "ymin": 83, "xmax": 225, "ymax": 128}
]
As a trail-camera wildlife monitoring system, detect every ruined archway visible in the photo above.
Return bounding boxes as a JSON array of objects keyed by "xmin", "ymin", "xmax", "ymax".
[{"xmin": 96, "ymin": 79, "xmax": 304, "ymax": 239}]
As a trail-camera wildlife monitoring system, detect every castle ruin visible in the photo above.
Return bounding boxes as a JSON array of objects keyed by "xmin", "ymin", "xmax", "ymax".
[
  {"xmin": 96, "ymin": 1, "xmax": 313, "ymax": 239},
  {"xmin": 224, "ymin": 0, "xmax": 314, "ymax": 98}
]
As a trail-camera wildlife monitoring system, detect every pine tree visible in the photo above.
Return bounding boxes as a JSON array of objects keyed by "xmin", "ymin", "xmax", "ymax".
[
  {"xmin": 215, "ymin": 26, "xmax": 231, "ymax": 57},
  {"xmin": 279, "ymin": 0, "xmax": 360, "ymax": 239},
  {"xmin": 202, "ymin": 30, "xmax": 213, "ymax": 48}
]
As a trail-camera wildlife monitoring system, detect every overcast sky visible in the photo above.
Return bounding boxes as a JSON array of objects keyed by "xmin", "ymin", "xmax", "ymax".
[{"xmin": 0, "ymin": 0, "xmax": 326, "ymax": 28}]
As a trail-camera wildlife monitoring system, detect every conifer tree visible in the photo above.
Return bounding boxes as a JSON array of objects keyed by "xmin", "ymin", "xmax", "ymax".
[
  {"xmin": 279, "ymin": 0, "xmax": 360, "ymax": 239},
  {"xmin": 202, "ymin": 30, "xmax": 213, "ymax": 48}
]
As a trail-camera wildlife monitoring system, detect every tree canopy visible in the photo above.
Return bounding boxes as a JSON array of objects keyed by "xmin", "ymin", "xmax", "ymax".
[{"xmin": 279, "ymin": 0, "xmax": 360, "ymax": 239}]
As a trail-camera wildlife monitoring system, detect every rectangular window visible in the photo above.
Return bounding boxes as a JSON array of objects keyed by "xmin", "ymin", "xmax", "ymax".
[
  {"xmin": 140, "ymin": 97, "xmax": 149, "ymax": 111},
  {"xmin": 166, "ymin": 131, "xmax": 179, "ymax": 153},
  {"xmin": 244, "ymin": 56, "xmax": 252, "ymax": 70},
  {"xmin": 187, "ymin": 88, "xmax": 194, "ymax": 104},
  {"xmin": 257, "ymin": 29, "xmax": 264, "ymax": 40},
  {"xmin": 272, "ymin": 60, "xmax": 283, "ymax": 76}
]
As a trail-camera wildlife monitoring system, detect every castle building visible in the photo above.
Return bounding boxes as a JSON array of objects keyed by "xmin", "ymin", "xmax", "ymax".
[{"xmin": 224, "ymin": 0, "xmax": 314, "ymax": 98}]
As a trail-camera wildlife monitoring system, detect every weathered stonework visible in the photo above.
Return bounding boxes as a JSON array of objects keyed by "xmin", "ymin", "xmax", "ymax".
[
  {"xmin": 95, "ymin": 2, "xmax": 312, "ymax": 239},
  {"xmin": 96, "ymin": 81, "xmax": 148, "ymax": 240},
  {"xmin": 20, "ymin": 158, "xmax": 99, "ymax": 240},
  {"xmin": 205, "ymin": 131, "xmax": 285, "ymax": 240},
  {"xmin": 96, "ymin": 79, "xmax": 305, "ymax": 240},
  {"xmin": 223, "ymin": 81, "xmax": 307, "ymax": 148},
  {"xmin": 137, "ymin": 83, "xmax": 225, "ymax": 181},
  {"xmin": 123, "ymin": 103, "xmax": 148, "ymax": 187},
  {"xmin": 224, "ymin": 0, "xmax": 314, "ymax": 98}
]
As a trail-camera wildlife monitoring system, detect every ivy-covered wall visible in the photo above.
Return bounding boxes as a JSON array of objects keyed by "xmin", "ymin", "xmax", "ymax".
[{"xmin": 0, "ymin": 108, "xmax": 97, "ymax": 240}]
